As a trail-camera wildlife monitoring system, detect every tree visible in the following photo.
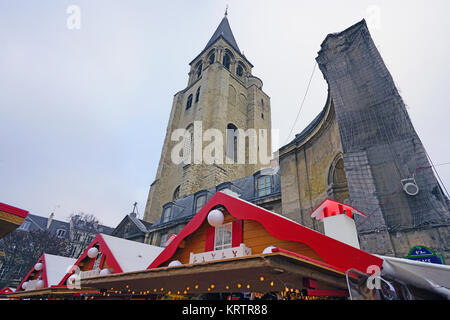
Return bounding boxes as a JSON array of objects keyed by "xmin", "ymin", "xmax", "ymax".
[
  {"xmin": 0, "ymin": 229, "xmax": 70, "ymax": 288},
  {"xmin": 68, "ymin": 212, "xmax": 101, "ymax": 225}
]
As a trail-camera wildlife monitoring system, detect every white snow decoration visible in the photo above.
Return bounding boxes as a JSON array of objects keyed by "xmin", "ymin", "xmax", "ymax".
[
  {"xmin": 262, "ymin": 246, "xmax": 276, "ymax": 254},
  {"xmin": 34, "ymin": 262, "xmax": 43, "ymax": 271},
  {"xmin": 22, "ymin": 281, "xmax": 28, "ymax": 289},
  {"xmin": 99, "ymin": 268, "xmax": 111, "ymax": 276},
  {"xmin": 68, "ymin": 274, "xmax": 79, "ymax": 285},
  {"xmin": 44, "ymin": 254, "xmax": 76, "ymax": 287},
  {"xmin": 168, "ymin": 260, "xmax": 182, "ymax": 267},
  {"xmin": 207, "ymin": 209, "xmax": 224, "ymax": 227},
  {"xmin": 99, "ymin": 234, "xmax": 164, "ymax": 273},
  {"xmin": 36, "ymin": 280, "xmax": 45, "ymax": 289},
  {"xmin": 87, "ymin": 247, "xmax": 99, "ymax": 259}
]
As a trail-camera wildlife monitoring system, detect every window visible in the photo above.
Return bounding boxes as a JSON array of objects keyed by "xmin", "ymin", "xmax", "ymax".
[
  {"xmin": 226, "ymin": 124, "xmax": 238, "ymax": 163},
  {"xmin": 160, "ymin": 233, "xmax": 168, "ymax": 247},
  {"xmin": 18, "ymin": 221, "xmax": 31, "ymax": 231},
  {"xmin": 69, "ymin": 246, "xmax": 78, "ymax": 258},
  {"xmin": 236, "ymin": 64, "xmax": 244, "ymax": 76},
  {"xmin": 257, "ymin": 175, "xmax": 272, "ymax": 197},
  {"xmin": 208, "ymin": 52, "xmax": 215, "ymax": 65},
  {"xmin": 261, "ymin": 113, "xmax": 264, "ymax": 119},
  {"xmin": 195, "ymin": 87, "xmax": 200, "ymax": 103},
  {"xmin": 196, "ymin": 61, "xmax": 203, "ymax": 79},
  {"xmin": 173, "ymin": 186, "xmax": 180, "ymax": 201},
  {"xmin": 186, "ymin": 94, "xmax": 193, "ymax": 110},
  {"xmin": 56, "ymin": 229, "xmax": 66, "ymax": 238},
  {"xmin": 161, "ymin": 206, "xmax": 172, "ymax": 223},
  {"xmin": 194, "ymin": 195, "xmax": 206, "ymax": 213},
  {"xmin": 223, "ymin": 53, "xmax": 231, "ymax": 70},
  {"xmin": 183, "ymin": 124, "xmax": 194, "ymax": 165},
  {"xmin": 214, "ymin": 222, "xmax": 232, "ymax": 250},
  {"xmin": 124, "ymin": 224, "xmax": 131, "ymax": 236}
]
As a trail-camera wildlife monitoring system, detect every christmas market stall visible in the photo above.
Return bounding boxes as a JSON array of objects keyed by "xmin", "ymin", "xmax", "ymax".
[
  {"xmin": 6, "ymin": 253, "xmax": 91, "ymax": 299},
  {"xmin": 0, "ymin": 287, "xmax": 15, "ymax": 299},
  {"xmin": 81, "ymin": 192, "xmax": 384, "ymax": 300},
  {"xmin": 57, "ymin": 233, "xmax": 164, "ymax": 298},
  {"xmin": 0, "ymin": 202, "xmax": 28, "ymax": 238}
]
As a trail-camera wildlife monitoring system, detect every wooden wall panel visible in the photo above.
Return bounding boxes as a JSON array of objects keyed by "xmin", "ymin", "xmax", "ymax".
[{"xmin": 162, "ymin": 210, "xmax": 324, "ymax": 266}]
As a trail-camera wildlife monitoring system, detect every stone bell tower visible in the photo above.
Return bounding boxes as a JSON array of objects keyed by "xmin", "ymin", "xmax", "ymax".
[{"xmin": 143, "ymin": 13, "xmax": 272, "ymax": 223}]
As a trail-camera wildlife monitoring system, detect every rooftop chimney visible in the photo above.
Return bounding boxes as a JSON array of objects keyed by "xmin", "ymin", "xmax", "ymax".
[
  {"xmin": 311, "ymin": 199, "xmax": 366, "ymax": 249},
  {"xmin": 47, "ymin": 212, "xmax": 54, "ymax": 229}
]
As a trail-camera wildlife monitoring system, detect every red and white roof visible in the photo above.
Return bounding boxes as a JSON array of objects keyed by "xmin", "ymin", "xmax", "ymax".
[
  {"xmin": 311, "ymin": 198, "xmax": 367, "ymax": 221},
  {"xmin": 16, "ymin": 253, "xmax": 76, "ymax": 292},
  {"xmin": 147, "ymin": 191, "xmax": 383, "ymax": 274},
  {"xmin": 59, "ymin": 233, "xmax": 164, "ymax": 285},
  {"xmin": 100, "ymin": 233, "xmax": 164, "ymax": 272},
  {"xmin": 0, "ymin": 287, "xmax": 16, "ymax": 294}
]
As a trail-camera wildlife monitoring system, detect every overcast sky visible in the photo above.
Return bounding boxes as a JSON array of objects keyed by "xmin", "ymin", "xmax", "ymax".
[{"xmin": 1, "ymin": 0, "xmax": 449, "ymax": 228}]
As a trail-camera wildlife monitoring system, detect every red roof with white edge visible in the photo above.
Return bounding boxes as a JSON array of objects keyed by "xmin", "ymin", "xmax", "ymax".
[
  {"xmin": 59, "ymin": 233, "xmax": 164, "ymax": 286},
  {"xmin": 148, "ymin": 192, "xmax": 383, "ymax": 274},
  {"xmin": 16, "ymin": 253, "xmax": 76, "ymax": 292},
  {"xmin": 311, "ymin": 198, "xmax": 367, "ymax": 221},
  {"xmin": 0, "ymin": 287, "xmax": 16, "ymax": 294}
]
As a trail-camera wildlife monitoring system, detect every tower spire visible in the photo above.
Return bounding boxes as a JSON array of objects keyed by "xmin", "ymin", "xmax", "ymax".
[{"xmin": 204, "ymin": 11, "xmax": 240, "ymax": 53}]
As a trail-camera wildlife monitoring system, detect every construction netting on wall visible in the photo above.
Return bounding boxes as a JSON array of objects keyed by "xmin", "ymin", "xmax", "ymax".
[{"xmin": 315, "ymin": 19, "xmax": 450, "ymax": 235}]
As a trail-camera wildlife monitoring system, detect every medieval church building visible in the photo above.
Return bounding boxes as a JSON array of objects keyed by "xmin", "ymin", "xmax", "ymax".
[{"xmin": 140, "ymin": 14, "xmax": 450, "ymax": 263}]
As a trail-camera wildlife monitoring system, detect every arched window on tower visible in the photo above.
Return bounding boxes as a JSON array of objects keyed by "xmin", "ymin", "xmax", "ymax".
[
  {"xmin": 186, "ymin": 94, "xmax": 193, "ymax": 110},
  {"xmin": 236, "ymin": 62, "xmax": 245, "ymax": 77},
  {"xmin": 173, "ymin": 186, "xmax": 180, "ymax": 201},
  {"xmin": 236, "ymin": 64, "xmax": 243, "ymax": 76},
  {"xmin": 195, "ymin": 87, "xmax": 201, "ymax": 103},
  {"xmin": 223, "ymin": 53, "xmax": 231, "ymax": 70},
  {"xmin": 226, "ymin": 123, "xmax": 238, "ymax": 163},
  {"xmin": 208, "ymin": 52, "xmax": 215, "ymax": 65},
  {"xmin": 196, "ymin": 60, "xmax": 203, "ymax": 79},
  {"xmin": 183, "ymin": 124, "xmax": 194, "ymax": 165}
]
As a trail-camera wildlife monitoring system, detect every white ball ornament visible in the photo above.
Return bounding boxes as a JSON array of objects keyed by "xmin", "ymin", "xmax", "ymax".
[
  {"xmin": 87, "ymin": 247, "xmax": 99, "ymax": 259},
  {"xmin": 100, "ymin": 268, "xmax": 111, "ymax": 276},
  {"xmin": 262, "ymin": 246, "xmax": 276, "ymax": 254},
  {"xmin": 34, "ymin": 262, "xmax": 43, "ymax": 271},
  {"xmin": 168, "ymin": 260, "xmax": 182, "ymax": 267},
  {"xmin": 36, "ymin": 280, "xmax": 45, "ymax": 289},
  {"xmin": 207, "ymin": 209, "xmax": 224, "ymax": 227},
  {"xmin": 22, "ymin": 281, "xmax": 28, "ymax": 290}
]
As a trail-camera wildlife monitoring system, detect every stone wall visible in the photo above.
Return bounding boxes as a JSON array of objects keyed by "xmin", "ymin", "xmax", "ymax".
[
  {"xmin": 315, "ymin": 19, "xmax": 450, "ymax": 260},
  {"xmin": 279, "ymin": 98, "xmax": 344, "ymax": 233}
]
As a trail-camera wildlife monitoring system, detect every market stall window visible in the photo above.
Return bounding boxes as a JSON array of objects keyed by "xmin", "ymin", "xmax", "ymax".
[{"xmin": 214, "ymin": 222, "xmax": 232, "ymax": 250}]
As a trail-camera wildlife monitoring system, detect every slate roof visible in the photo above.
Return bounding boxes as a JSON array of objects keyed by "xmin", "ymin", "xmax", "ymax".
[
  {"xmin": 149, "ymin": 167, "xmax": 281, "ymax": 230},
  {"xmin": 189, "ymin": 14, "xmax": 253, "ymax": 68},
  {"xmin": 128, "ymin": 214, "xmax": 151, "ymax": 233},
  {"xmin": 22, "ymin": 213, "xmax": 113, "ymax": 238},
  {"xmin": 205, "ymin": 15, "xmax": 240, "ymax": 53}
]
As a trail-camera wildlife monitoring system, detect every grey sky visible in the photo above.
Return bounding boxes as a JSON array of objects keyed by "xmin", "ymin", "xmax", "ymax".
[{"xmin": 1, "ymin": 0, "xmax": 449, "ymax": 228}]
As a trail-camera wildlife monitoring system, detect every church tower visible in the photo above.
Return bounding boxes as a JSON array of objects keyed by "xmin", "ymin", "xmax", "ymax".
[{"xmin": 143, "ymin": 13, "xmax": 272, "ymax": 223}]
